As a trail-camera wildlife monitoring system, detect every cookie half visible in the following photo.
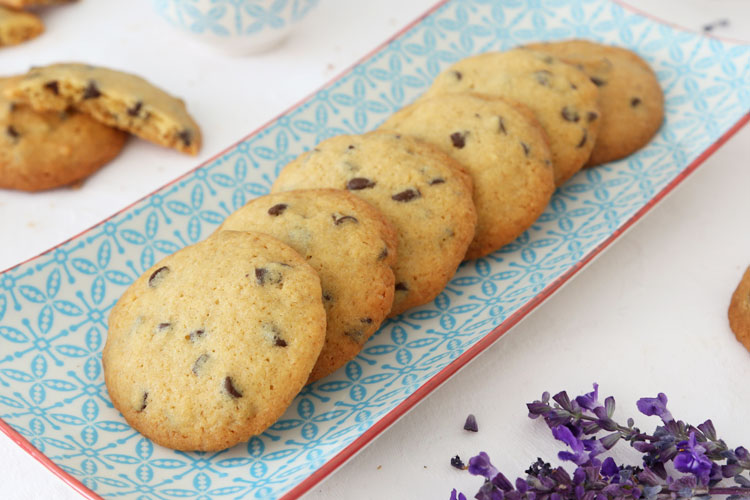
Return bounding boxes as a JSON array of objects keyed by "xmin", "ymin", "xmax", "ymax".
[
  {"xmin": 729, "ymin": 266, "xmax": 750, "ymax": 353},
  {"xmin": 217, "ymin": 189, "xmax": 398, "ymax": 382},
  {"xmin": 4, "ymin": 63, "xmax": 201, "ymax": 155},
  {"xmin": 423, "ymin": 48, "xmax": 601, "ymax": 186},
  {"xmin": 0, "ymin": 0, "xmax": 74, "ymax": 7},
  {"xmin": 381, "ymin": 93, "xmax": 555, "ymax": 259},
  {"xmin": 526, "ymin": 39, "xmax": 663, "ymax": 166},
  {"xmin": 1, "ymin": 77, "xmax": 127, "ymax": 191},
  {"xmin": 103, "ymin": 231, "xmax": 327, "ymax": 451},
  {"xmin": 272, "ymin": 131, "xmax": 477, "ymax": 317},
  {"xmin": 0, "ymin": 6, "xmax": 43, "ymax": 47}
]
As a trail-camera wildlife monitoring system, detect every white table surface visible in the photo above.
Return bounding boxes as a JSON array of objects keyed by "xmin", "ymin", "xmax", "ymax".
[{"xmin": 1, "ymin": 1, "xmax": 749, "ymax": 499}]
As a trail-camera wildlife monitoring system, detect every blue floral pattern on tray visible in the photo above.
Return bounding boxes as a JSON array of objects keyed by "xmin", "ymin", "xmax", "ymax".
[{"xmin": 2, "ymin": 0, "xmax": 750, "ymax": 499}]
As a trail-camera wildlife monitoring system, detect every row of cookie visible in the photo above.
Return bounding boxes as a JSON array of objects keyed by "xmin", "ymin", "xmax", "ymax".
[
  {"xmin": 102, "ymin": 129, "xmax": 483, "ymax": 451},
  {"xmin": 102, "ymin": 40, "xmax": 664, "ymax": 452},
  {"xmin": 0, "ymin": 0, "xmax": 75, "ymax": 48},
  {"xmin": 1, "ymin": 63, "xmax": 201, "ymax": 191}
]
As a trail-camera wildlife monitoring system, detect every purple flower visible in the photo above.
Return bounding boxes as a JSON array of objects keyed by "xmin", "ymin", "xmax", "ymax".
[
  {"xmin": 476, "ymin": 481, "xmax": 503, "ymax": 500},
  {"xmin": 450, "ymin": 488, "xmax": 467, "ymax": 500},
  {"xmin": 468, "ymin": 452, "xmax": 499, "ymax": 480},
  {"xmin": 528, "ymin": 392, "xmax": 551, "ymax": 419},
  {"xmin": 492, "ymin": 471, "xmax": 513, "ymax": 492},
  {"xmin": 601, "ymin": 457, "xmax": 619, "ymax": 478},
  {"xmin": 575, "ymin": 383, "xmax": 600, "ymax": 410},
  {"xmin": 552, "ymin": 425, "xmax": 589, "ymax": 465},
  {"xmin": 464, "ymin": 414, "xmax": 479, "ymax": 432},
  {"xmin": 636, "ymin": 393, "xmax": 674, "ymax": 423},
  {"xmin": 582, "ymin": 437, "xmax": 606, "ymax": 461},
  {"xmin": 515, "ymin": 478, "xmax": 529, "ymax": 493},
  {"xmin": 674, "ymin": 432, "xmax": 713, "ymax": 485}
]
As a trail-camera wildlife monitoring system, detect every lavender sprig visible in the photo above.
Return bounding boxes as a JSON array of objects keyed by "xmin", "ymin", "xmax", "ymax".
[{"xmin": 451, "ymin": 385, "xmax": 750, "ymax": 500}]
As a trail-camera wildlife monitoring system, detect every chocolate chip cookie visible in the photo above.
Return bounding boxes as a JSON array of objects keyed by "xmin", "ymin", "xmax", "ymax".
[
  {"xmin": 422, "ymin": 48, "xmax": 601, "ymax": 186},
  {"xmin": 729, "ymin": 266, "xmax": 750, "ymax": 353},
  {"xmin": 271, "ymin": 132, "xmax": 477, "ymax": 317},
  {"xmin": 0, "ymin": 0, "xmax": 74, "ymax": 7},
  {"xmin": 381, "ymin": 93, "xmax": 555, "ymax": 259},
  {"xmin": 1, "ymin": 77, "xmax": 127, "ymax": 191},
  {"xmin": 526, "ymin": 39, "xmax": 663, "ymax": 166},
  {"xmin": 0, "ymin": 6, "xmax": 42, "ymax": 47},
  {"xmin": 103, "ymin": 231, "xmax": 327, "ymax": 451},
  {"xmin": 4, "ymin": 63, "xmax": 201, "ymax": 155},
  {"xmin": 217, "ymin": 189, "xmax": 398, "ymax": 382}
]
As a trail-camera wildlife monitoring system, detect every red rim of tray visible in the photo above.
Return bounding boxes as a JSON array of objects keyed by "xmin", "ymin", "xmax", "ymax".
[{"xmin": 0, "ymin": 1, "xmax": 748, "ymax": 498}]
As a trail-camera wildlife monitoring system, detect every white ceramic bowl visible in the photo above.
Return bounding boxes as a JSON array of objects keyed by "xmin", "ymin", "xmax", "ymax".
[{"xmin": 151, "ymin": 0, "xmax": 320, "ymax": 55}]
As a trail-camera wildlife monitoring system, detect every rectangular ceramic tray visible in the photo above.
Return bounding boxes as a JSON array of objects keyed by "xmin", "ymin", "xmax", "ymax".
[{"xmin": 1, "ymin": 0, "xmax": 749, "ymax": 498}]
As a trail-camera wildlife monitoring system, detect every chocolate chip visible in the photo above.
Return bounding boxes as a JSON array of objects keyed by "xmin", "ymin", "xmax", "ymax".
[
  {"xmin": 83, "ymin": 81, "xmax": 101, "ymax": 99},
  {"xmin": 534, "ymin": 70, "xmax": 552, "ymax": 86},
  {"xmin": 570, "ymin": 83, "xmax": 578, "ymax": 90},
  {"xmin": 44, "ymin": 80, "xmax": 59, "ymax": 95},
  {"xmin": 630, "ymin": 97, "xmax": 642, "ymax": 107},
  {"xmin": 127, "ymin": 101, "xmax": 143, "ymax": 117},
  {"xmin": 577, "ymin": 129, "xmax": 588, "ymax": 148},
  {"xmin": 346, "ymin": 177, "xmax": 376, "ymax": 190},
  {"xmin": 377, "ymin": 248, "xmax": 388, "ymax": 261},
  {"xmin": 137, "ymin": 392, "xmax": 148, "ymax": 412},
  {"xmin": 453, "ymin": 70, "xmax": 462, "ymax": 80},
  {"xmin": 268, "ymin": 203, "xmax": 288, "ymax": 216},
  {"xmin": 587, "ymin": 111, "xmax": 599, "ymax": 122},
  {"xmin": 148, "ymin": 266, "xmax": 170, "ymax": 287},
  {"xmin": 345, "ymin": 329, "xmax": 364, "ymax": 342},
  {"xmin": 192, "ymin": 354, "xmax": 209, "ymax": 375},
  {"xmin": 6, "ymin": 126, "xmax": 19, "ymax": 140},
  {"xmin": 189, "ymin": 329, "xmax": 205, "ymax": 341},
  {"xmin": 498, "ymin": 116, "xmax": 507, "ymax": 134},
  {"xmin": 395, "ymin": 282, "xmax": 408, "ymax": 291},
  {"xmin": 224, "ymin": 377, "xmax": 242, "ymax": 398},
  {"xmin": 255, "ymin": 268, "xmax": 284, "ymax": 286},
  {"xmin": 178, "ymin": 130, "xmax": 192, "ymax": 146},
  {"xmin": 392, "ymin": 188, "xmax": 421, "ymax": 202},
  {"xmin": 261, "ymin": 323, "xmax": 287, "ymax": 347},
  {"xmin": 561, "ymin": 107, "xmax": 580, "ymax": 122},
  {"xmin": 156, "ymin": 322, "xmax": 171, "ymax": 332},
  {"xmin": 429, "ymin": 178, "xmax": 445, "ymax": 185},
  {"xmin": 520, "ymin": 142, "xmax": 530, "ymax": 156},
  {"xmin": 348, "ymin": 144, "xmax": 355, "ymax": 150},
  {"xmin": 590, "ymin": 76, "xmax": 606, "ymax": 87},
  {"xmin": 361, "ymin": 317, "xmax": 373, "ymax": 324},
  {"xmin": 323, "ymin": 292, "xmax": 333, "ymax": 302},
  {"xmin": 450, "ymin": 131, "xmax": 467, "ymax": 149},
  {"xmin": 333, "ymin": 214, "xmax": 358, "ymax": 225}
]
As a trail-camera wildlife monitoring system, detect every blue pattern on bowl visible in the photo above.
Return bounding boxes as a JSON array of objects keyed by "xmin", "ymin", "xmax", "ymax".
[{"xmin": 151, "ymin": 0, "xmax": 319, "ymax": 45}]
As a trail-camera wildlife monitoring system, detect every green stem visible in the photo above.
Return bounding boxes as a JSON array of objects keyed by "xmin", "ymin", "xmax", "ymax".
[
  {"xmin": 573, "ymin": 413, "xmax": 657, "ymax": 442},
  {"xmin": 707, "ymin": 487, "xmax": 750, "ymax": 495}
]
